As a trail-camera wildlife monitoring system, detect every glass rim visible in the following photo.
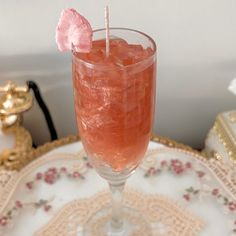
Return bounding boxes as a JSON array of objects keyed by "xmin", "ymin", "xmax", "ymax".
[{"xmin": 72, "ymin": 27, "xmax": 156, "ymax": 71}]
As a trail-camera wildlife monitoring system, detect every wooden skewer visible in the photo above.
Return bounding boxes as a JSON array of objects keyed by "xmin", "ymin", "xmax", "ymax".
[{"xmin": 105, "ymin": 6, "xmax": 110, "ymax": 57}]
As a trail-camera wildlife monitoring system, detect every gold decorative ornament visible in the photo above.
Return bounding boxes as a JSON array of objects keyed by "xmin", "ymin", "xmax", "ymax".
[
  {"xmin": 0, "ymin": 81, "xmax": 34, "ymax": 170},
  {"xmin": 0, "ymin": 81, "xmax": 32, "ymax": 118},
  {"xmin": 0, "ymin": 80, "xmax": 33, "ymax": 129},
  {"xmin": 213, "ymin": 114, "xmax": 236, "ymax": 164},
  {"xmin": 213, "ymin": 152, "xmax": 223, "ymax": 161},
  {"xmin": 0, "ymin": 126, "xmax": 33, "ymax": 171}
]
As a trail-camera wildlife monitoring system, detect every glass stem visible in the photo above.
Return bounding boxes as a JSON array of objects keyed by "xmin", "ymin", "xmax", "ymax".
[{"xmin": 109, "ymin": 181, "xmax": 126, "ymax": 232}]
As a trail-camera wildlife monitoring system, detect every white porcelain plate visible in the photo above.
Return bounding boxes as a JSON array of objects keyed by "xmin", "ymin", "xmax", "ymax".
[{"xmin": 0, "ymin": 141, "xmax": 236, "ymax": 236}]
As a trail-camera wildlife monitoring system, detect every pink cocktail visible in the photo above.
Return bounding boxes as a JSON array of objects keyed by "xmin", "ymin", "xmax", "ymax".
[
  {"xmin": 73, "ymin": 28, "xmax": 156, "ymax": 235},
  {"xmin": 73, "ymin": 30, "xmax": 156, "ymax": 172}
]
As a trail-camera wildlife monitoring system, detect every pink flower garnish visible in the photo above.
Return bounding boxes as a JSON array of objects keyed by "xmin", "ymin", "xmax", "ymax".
[{"xmin": 56, "ymin": 8, "xmax": 92, "ymax": 52}]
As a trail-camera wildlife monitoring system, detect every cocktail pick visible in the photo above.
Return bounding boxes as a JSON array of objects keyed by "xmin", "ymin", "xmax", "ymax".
[
  {"xmin": 55, "ymin": 8, "xmax": 92, "ymax": 52},
  {"xmin": 105, "ymin": 6, "xmax": 110, "ymax": 57}
]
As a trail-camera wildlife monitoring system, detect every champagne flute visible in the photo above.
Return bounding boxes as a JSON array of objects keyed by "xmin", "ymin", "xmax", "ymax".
[{"xmin": 72, "ymin": 28, "xmax": 156, "ymax": 236}]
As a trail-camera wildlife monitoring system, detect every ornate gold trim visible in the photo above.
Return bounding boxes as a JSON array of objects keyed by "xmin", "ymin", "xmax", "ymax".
[
  {"xmin": 151, "ymin": 134, "xmax": 202, "ymax": 156},
  {"xmin": 9, "ymin": 135, "xmax": 79, "ymax": 171},
  {"xmin": 213, "ymin": 114, "xmax": 236, "ymax": 164},
  {"xmin": 0, "ymin": 125, "xmax": 33, "ymax": 170},
  {"xmin": 0, "ymin": 81, "xmax": 33, "ymax": 116},
  {"xmin": 0, "ymin": 126, "xmax": 79, "ymax": 171}
]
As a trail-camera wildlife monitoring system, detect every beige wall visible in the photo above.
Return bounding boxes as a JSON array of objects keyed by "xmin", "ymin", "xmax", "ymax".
[{"xmin": 1, "ymin": 0, "xmax": 236, "ymax": 148}]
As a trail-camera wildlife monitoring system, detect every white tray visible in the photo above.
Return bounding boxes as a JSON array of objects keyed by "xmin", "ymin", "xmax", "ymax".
[{"xmin": 0, "ymin": 141, "xmax": 236, "ymax": 236}]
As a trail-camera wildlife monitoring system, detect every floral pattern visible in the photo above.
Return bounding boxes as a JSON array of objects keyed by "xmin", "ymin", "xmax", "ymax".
[
  {"xmin": 0, "ymin": 156, "xmax": 92, "ymax": 230},
  {"xmin": 0, "ymin": 151, "xmax": 235, "ymax": 235},
  {"xmin": 144, "ymin": 159, "xmax": 202, "ymax": 178},
  {"xmin": 183, "ymin": 186, "xmax": 236, "ymax": 234},
  {"xmin": 0, "ymin": 199, "xmax": 52, "ymax": 228},
  {"xmin": 143, "ymin": 158, "xmax": 236, "ymax": 234},
  {"xmin": 25, "ymin": 166, "xmax": 85, "ymax": 190}
]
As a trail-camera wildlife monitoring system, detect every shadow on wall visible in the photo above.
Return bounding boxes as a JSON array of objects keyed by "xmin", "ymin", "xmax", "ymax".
[{"xmin": 0, "ymin": 53, "xmax": 236, "ymax": 149}]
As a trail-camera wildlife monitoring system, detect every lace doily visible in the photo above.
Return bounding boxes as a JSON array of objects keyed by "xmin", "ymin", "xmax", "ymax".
[{"xmin": 35, "ymin": 189, "xmax": 204, "ymax": 236}]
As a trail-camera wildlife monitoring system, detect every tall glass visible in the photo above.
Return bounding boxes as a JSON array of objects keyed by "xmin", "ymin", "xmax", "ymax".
[{"xmin": 72, "ymin": 28, "xmax": 156, "ymax": 235}]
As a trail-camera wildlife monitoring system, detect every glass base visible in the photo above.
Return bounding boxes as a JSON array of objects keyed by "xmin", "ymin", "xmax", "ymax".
[{"xmin": 83, "ymin": 207, "xmax": 152, "ymax": 236}]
